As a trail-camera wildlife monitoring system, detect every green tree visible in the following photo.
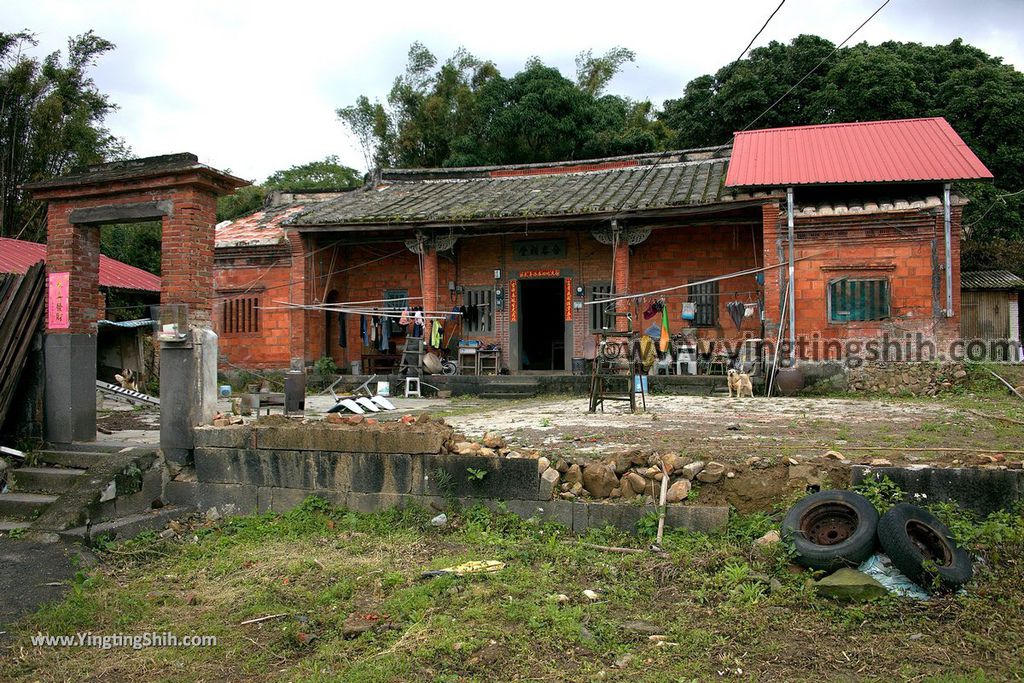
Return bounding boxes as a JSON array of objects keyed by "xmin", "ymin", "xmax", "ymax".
[
  {"xmin": 265, "ymin": 155, "xmax": 362, "ymax": 190},
  {"xmin": 0, "ymin": 30, "xmax": 127, "ymax": 241}
]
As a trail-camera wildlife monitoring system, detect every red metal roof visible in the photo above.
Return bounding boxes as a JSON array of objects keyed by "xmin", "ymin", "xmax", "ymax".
[
  {"xmin": 0, "ymin": 237, "xmax": 161, "ymax": 292},
  {"xmin": 725, "ymin": 117, "xmax": 993, "ymax": 187}
]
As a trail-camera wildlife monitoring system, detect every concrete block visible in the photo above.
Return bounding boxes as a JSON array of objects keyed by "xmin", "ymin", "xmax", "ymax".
[
  {"xmin": 578, "ymin": 502, "xmax": 652, "ymax": 534},
  {"xmin": 194, "ymin": 482, "xmax": 257, "ymax": 516},
  {"xmin": 113, "ymin": 467, "xmax": 163, "ymax": 516},
  {"xmin": 315, "ymin": 451, "xmax": 353, "ymax": 491},
  {"xmin": 665, "ymin": 505, "xmax": 729, "ymax": 533},
  {"xmin": 501, "ymin": 498, "xmax": 574, "ymax": 528},
  {"xmin": 194, "ymin": 425, "xmax": 253, "ymax": 449},
  {"xmin": 345, "ymin": 492, "xmax": 409, "ymax": 514},
  {"xmin": 254, "ymin": 425, "xmax": 448, "ymax": 454},
  {"xmin": 852, "ymin": 465, "xmax": 1024, "ymax": 517},
  {"xmin": 266, "ymin": 487, "xmax": 343, "ymax": 513},
  {"xmin": 164, "ymin": 480, "xmax": 197, "ymax": 507},
  {"xmin": 44, "ymin": 333, "xmax": 97, "ymax": 445},
  {"xmin": 350, "ymin": 453, "xmax": 414, "ymax": 494},
  {"xmin": 195, "ymin": 448, "xmax": 316, "ymax": 490},
  {"xmin": 418, "ymin": 454, "xmax": 540, "ymax": 500}
]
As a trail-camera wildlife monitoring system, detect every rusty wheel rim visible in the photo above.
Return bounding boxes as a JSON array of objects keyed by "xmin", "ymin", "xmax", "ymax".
[
  {"xmin": 799, "ymin": 502, "xmax": 859, "ymax": 546},
  {"xmin": 906, "ymin": 520, "xmax": 953, "ymax": 566}
]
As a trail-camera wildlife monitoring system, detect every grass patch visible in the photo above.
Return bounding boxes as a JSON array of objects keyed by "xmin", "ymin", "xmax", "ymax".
[{"xmin": 2, "ymin": 498, "xmax": 1024, "ymax": 682}]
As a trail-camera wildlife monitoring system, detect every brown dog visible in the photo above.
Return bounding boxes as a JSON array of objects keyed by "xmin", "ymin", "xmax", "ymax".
[
  {"xmin": 727, "ymin": 368, "xmax": 754, "ymax": 398},
  {"xmin": 114, "ymin": 368, "xmax": 138, "ymax": 391}
]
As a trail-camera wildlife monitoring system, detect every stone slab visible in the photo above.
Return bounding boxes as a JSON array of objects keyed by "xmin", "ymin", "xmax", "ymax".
[
  {"xmin": 195, "ymin": 447, "xmax": 317, "ymax": 490},
  {"xmin": 254, "ymin": 424, "xmax": 448, "ymax": 455},
  {"xmin": 194, "ymin": 425, "xmax": 253, "ymax": 449},
  {"xmin": 418, "ymin": 453, "xmax": 541, "ymax": 500},
  {"xmin": 852, "ymin": 465, "xmax": 1024, "ymax": 517},
  {"xmin": 193, "ymin": 482, "xmax": 257, "ymax": 516}
]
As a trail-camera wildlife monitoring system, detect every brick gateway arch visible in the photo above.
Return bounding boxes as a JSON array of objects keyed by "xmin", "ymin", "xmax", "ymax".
[{"xmin": 26, "ymin": 154, "xmax": 247, "ymax": 461}]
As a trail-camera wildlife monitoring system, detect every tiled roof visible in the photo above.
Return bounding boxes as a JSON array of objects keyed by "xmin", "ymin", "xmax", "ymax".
[
  {"xmin": 726, "ymin": 117, "xmax": 993, "ymax": 187},
  {"xmin": 0, "ymin": 237, "xmax": 160, "ymax": 292},
  {"xmin": 961, "ymin": 270, "xmax": 1024, "ymax": 290},
  {"xmin": 794, "ymin": 194, "xmax": 967, "ymax": 217},
  {"xmin": 22, "ymin": 153, "xmax": 247, "ymax": 191},
  {"xmin": 291, "ymin": 147, "xmax": 759, "ymax": 227},
  {"xmin": 215, "ymin": 191, "xmax": 356, "ymax": 248}
]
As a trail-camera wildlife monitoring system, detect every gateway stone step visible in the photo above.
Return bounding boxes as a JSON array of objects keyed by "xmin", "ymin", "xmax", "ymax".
[
  {"xmin": 10, "ymin": 467, "xmax": 87, "ymax": 493},
  {"xmin": 35, "ymin": 450, "xmax": 107, "ymax": 469},
  {"xmin": 0, "ymin": 493, "xmax": 59, "ymax": 520}
]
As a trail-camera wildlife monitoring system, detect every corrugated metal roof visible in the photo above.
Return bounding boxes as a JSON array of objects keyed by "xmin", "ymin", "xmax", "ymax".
[
  {"xmin": 0, "ymin": 237, "xmax": 161, "ymax": 292},
  {"xmin": 961, "ymin": 270, "xmax": 1024, "ymax": 290},
  {"xmin": 726, "ymin": 117, "xmax": 993, "ymax": 187}
]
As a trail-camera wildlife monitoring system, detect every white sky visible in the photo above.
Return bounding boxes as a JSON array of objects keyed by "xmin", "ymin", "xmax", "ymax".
[{"xmin": 7, "ymin": 0, "xmax": 1024, "ymax": 182}]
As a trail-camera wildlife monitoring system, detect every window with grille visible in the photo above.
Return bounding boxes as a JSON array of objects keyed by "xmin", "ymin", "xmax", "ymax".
[
  {"xmin": 589, "ymin": 282, "xmax": 614, "ymax": 332},
  {"xmin": 222, "ymin": 296, "xmax": 260, "ymax": 334},
  {"xmin": 463, "ymin": 287, "xmax": 494, "ymax": 333},
  {"xmin": 828, "ymin": 278, "xmax": 890, "ymax": 322},
  {"xmin": 689, "ymin": 280, "xmax": 718, "ymax": 327},
  {"xmin": 384, "ymin": 289, "xmax": 408, "ymax": 335}
]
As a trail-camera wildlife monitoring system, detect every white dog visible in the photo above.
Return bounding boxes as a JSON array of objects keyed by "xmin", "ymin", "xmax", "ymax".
[{"xmin": 727, "ymin": 368, "xmax": 753, "ymax": 398}]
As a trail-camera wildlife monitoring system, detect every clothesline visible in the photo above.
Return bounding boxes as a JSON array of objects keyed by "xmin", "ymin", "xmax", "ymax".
[
  {"xmin": 586, "ymin": 253, "xmax": 820, "ymax": 306},
  {"xmin": 264, "ymin": 300, "xmax": 460, "ymax": 321}
]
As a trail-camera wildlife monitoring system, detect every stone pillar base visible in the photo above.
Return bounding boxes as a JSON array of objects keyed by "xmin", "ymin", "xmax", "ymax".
[
  {"xmin": 160, "ymin": 327, "xmax": 218, "ymax": 466},
  {"xmin": 44, "ymin": 334, "xmax": 97, "ymax": 445}
]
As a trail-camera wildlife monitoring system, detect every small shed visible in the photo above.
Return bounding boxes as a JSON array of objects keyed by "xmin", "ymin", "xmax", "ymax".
[{"xmin": 961, "ymin": 270, "xmax": 1024, "ymax": 359}]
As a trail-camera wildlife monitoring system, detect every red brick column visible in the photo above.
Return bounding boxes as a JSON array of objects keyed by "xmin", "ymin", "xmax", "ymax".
[
  {"xmin": 286, "ymin": 230, "xmax": 310, "ymax": 367},
  {"xmin": 613, "ymin": 240, "xmax": 630, "ymax": 331},
  {"xmin": 160, "ymin": 187, "xmax": 218, "ymax": 325},
  {"xmin": 422, "ymin": 247, "xmax": 439, "ymax": 313},
  {"xmin": 45, "ymin": 201, "xmax": 101, "ymax": 334}
]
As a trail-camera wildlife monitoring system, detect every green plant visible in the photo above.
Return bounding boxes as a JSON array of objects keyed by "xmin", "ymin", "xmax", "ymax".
[
  {"xmin": 313, "ymin": 356, "xmax": 339, "ymax": 377},
  {"xmin": 7, "ymin": 527, "xmax": 27, "ymax": 539},
  {"xmin": 730, "ymin": 582, "xmax": 767, "ymax": 606},
  {"xmin": 636, "ymin": 511, "xmax": 660, "ymax": 539},
  {"xmin": 466, "ymin": 467, "xmax": 488, "ymax": 483},
  {"xmin": 854, "ymin": 476, "xmax": 905, "ymax": 513},
  {"xmin": 539, "ymin": 418, "xmax": 552, "ymax": 428}
]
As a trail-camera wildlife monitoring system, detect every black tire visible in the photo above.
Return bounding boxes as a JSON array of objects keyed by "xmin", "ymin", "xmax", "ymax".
[
  {"xmin": 782, "ymin": 490, "xmax": 879, "ymax": 571},
  {"xmin": 877, "ymin": 503, "xmax": 972, "ymax": 590}
]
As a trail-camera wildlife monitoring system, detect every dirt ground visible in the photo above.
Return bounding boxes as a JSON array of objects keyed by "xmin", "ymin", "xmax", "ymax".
[{"xmin": 440, "ymin": 393, "xmax": 1022, "ymax": 465}]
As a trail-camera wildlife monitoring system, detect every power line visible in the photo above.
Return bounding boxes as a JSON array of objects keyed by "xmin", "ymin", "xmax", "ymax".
[
  {"xmin": 738, "ymin": 0, "xmax": 892, "ymax": 133},
  {"xmin": 605, "ymin": 0, "xmax": 789, "ymax": 224},
  {"xmin": 735, "ymin": 0, "xmax": 786, "ymax": 63}
]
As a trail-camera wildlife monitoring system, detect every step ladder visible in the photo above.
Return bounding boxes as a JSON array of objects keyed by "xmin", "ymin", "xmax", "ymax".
[
  {"xmin": 399, "ymin": 337, "xmax": 425, "ymax": 376},
  {"xmin": 588, "ymin": 316, "xmax": 645, "ymax": 414}
]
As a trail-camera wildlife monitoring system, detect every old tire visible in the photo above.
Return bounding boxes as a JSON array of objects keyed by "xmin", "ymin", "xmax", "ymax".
[
  {"xmin": 782, "ymin": 490, "xmax": 879, "ymax": 571},
  {"xmin": 877, "ymin": 504, "xmax": 972, "ymax": 590}
]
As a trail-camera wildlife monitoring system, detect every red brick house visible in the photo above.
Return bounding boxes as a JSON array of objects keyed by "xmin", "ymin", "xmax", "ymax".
[{"xmin": 213, "ymin": 117, "xmax": 993, "ymax": 374}]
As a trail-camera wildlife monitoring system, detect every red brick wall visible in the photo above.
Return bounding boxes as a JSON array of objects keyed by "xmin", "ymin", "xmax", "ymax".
[
  {"xmin": 631, "ymin": 224, "xmax": 764, "ymax": 343},
  {"xmin": 214, "ymin": 204, "xmax": 963, "ymax": 370},
  {"xmin": 41, "ymin": 178, "xmax": 222, "ymax": 333},
  {"xmin": 761, "ymin": 203, "xmax": 961, "ymax": 360}
]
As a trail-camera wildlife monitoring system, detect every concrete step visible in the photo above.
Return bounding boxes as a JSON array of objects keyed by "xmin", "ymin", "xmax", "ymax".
[
  {"xmin": 0, "ymin": 520, "xmax": 32, "ymax": 533},
  {"xmin": 10, "ymin": 467, "xmax": 88, "ymax": 493},
  {"xmin": 478, "ymin": 392, "xmax": 539, "ymax": 400},
  {"xmin": 61, "ymin": 506, "xmax": 194, "ymax": 545},
  {"xmin": 0, "ymin": 493, "xmax": 59, "ymax": 520},
  {"xmin": 45, "ymin": 442, "xmax": 131, "ymax": 453},
  {"xmin": 34, "ymin": 450, "xmax": 108, "ymax": 469}
]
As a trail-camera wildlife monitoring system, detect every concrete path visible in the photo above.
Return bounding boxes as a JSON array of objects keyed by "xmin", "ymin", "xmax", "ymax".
[{"xmin": 0, "ymin": 538, "xmax": 96, "ymax": 645}]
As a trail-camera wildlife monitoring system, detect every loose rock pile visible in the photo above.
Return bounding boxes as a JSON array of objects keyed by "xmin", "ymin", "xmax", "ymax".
[{"xmin": 847, "ymin": 361, "xmax": 969, "ymax": 396}]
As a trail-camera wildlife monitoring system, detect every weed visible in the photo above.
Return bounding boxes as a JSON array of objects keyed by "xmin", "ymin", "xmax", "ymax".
[
  {"xmin": 7, "ymin": 527, "xmax": 27, "ymax": 539},
  {"xmin": 466, "ymin": 467, "xmax": 488, "ymax": 483},
  {"xmin": 854, "ymin": 475, "xmax": 905, "ymax": 513}
]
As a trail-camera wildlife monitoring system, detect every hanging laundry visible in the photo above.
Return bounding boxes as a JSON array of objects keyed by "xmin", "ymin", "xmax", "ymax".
[
  {"xmin": 639, "ymin": 335, "xmax": 657, "ymax": 373},
  {"xmin": 727, "ymin": 301, "xmax": 745, "ymax": 330},
  {"xmin": 659, "ymin": 304, "xmax": 670, "ymax": 353},
  {"xmin": 379, "ymin": 314, "xmax": 390, "ymax": 351},
  {"xmin": 643, "ymin": 301, "xmax": 659, "ymax": 320},
  {"xmin": 412, "ymin": 309, "xmax": 424, "ymax": 338},
  {"xmin": 431, "ymin": 319, "xmax": 442, "ymax": 347},
  {"xmin": 360, "ymin": 315, "xmax": 369, "ymax": 346},
  {"xmin": 399, "ymin": 308, "xmax": 411, "ymax": 326},
  {"xmin": 681, "ymin": 302, "xmax": 696, "ymax": 321},
  {"xmin": 338, "ymin": 311, "xmax": 347, "ymax": 348}
]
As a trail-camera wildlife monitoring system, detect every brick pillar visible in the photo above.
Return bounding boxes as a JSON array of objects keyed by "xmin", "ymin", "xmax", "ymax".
[
  {"xmin": 286, "ymin": 230, "xmax": 310, "ymax": 368},
  {"xmin": 760, "ymin": 202, "xmax": 783, "ymax": 339},
  {"xmin": 45, "ymin": 201, "xmax": 101, "ymax": 334},
  {"xmin": 422, "ymin": 247, "xmax": 439, "ymax": 313},
  {"xmin": 160, "ymin": 187, "xmax": 218, "ymax": 326},
  {"xmin": 613, "ymin": 240, "xmax": 629, "ymax": 331},
  {"xmin": 43, "ymin": 201, "xmax": 101, "ymax": 442}
]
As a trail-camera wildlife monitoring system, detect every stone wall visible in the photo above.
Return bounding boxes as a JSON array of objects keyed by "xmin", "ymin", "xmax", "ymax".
[
  {"xmin": 167, "ymin": 421, "xmax": 728, "ymax": 534},
  {"xmin": 847, "ymin": 361, "xmax": 969, "ymax": 396}
]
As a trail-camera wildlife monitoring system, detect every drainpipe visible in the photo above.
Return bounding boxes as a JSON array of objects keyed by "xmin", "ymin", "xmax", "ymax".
[
  {"xmin": 943, "ymin": 183, "xmax": 953, "ymax": 317},
  {"xmin": 786, "ymin": 188, "xmax": 797, "ymax": 362}
]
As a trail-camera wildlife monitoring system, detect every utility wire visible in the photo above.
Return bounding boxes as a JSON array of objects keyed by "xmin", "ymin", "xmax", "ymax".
[
  {"xmin": 604, "ymin": 0, "xmax": 789, "ymax": 224},
  {"xmin": 738, "ymin": 0, "xmax": 892, "ymax": 133}
]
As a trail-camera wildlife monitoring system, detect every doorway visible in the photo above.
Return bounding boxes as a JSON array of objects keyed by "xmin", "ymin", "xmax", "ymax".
[{"xmin": 518, "ymin": 278, "xmax": 565, "ymax": 371}]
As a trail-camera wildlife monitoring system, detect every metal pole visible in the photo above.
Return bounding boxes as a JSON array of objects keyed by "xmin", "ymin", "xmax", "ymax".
[
  {"xmin": 943, "ymin": 183, "xmax": 953, "ymax": 317},
  {"xmin": 786, "ymin": 188, "xmax": 797, "ymax": 361}
]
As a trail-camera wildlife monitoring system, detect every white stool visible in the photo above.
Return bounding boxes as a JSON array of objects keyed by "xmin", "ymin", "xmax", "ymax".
[{"xmin": 404, "ymin": 376, "xmax": 422, "ymax": 398}]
